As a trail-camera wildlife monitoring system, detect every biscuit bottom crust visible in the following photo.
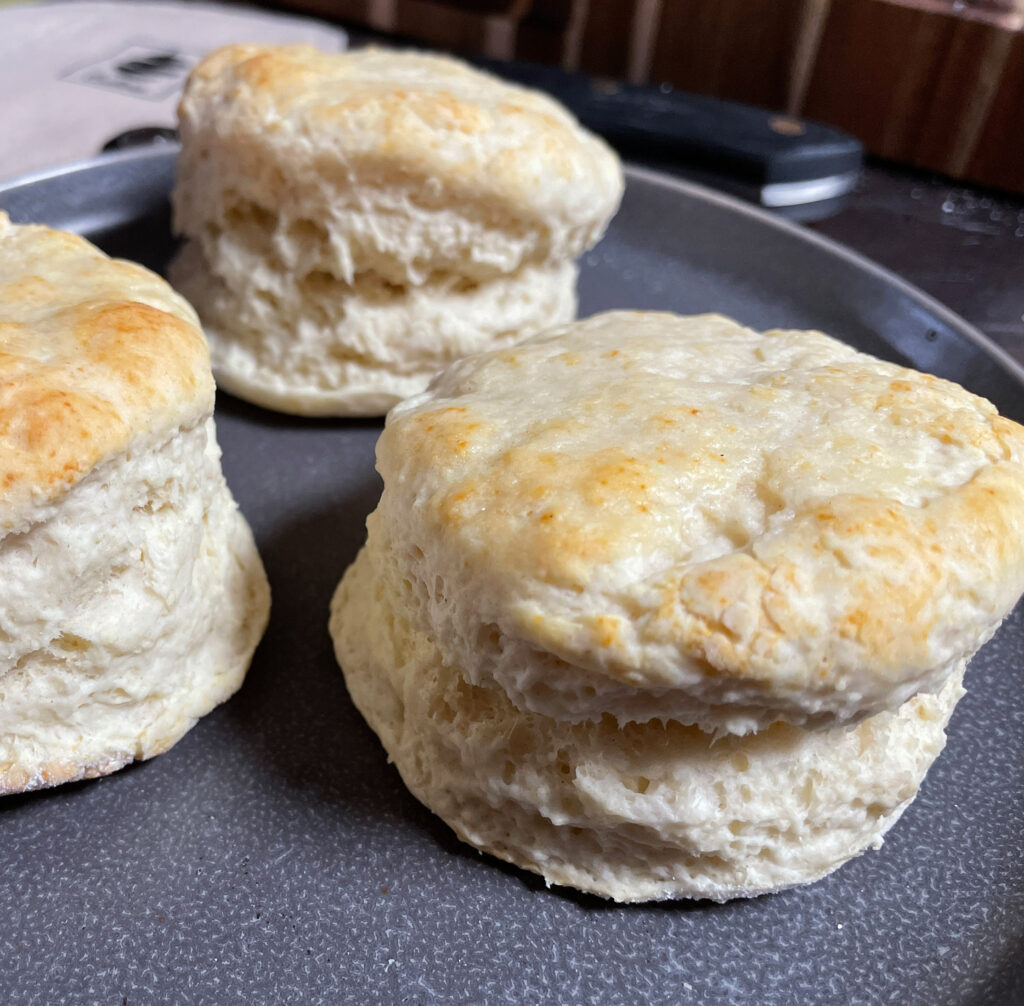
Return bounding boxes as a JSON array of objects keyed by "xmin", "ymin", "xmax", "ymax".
[
  {"xmin": 0, "ymin": 421, "xmax": 270, "ymax": 794},
  {"xmin": 170, "ymin": 240, "xmax": 577, "ymax": 417},
  {"xmin": 330, "ymin": 542, "xmax": 963, "ymax": 903}
]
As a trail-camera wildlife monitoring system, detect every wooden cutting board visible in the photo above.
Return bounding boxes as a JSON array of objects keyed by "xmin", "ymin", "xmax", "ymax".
[{"xmin": 275, "ymin": 0, "xmax": 1024, "ymax": 195}]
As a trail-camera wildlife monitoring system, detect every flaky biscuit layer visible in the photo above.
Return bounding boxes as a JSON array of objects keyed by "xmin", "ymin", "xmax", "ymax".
[
  {"xmin": 174, "ymin": 44, "xmax": 622, "ymax": 287},
  {"xmin": 331, "ymin": 541, "xmax": 962, "ymax": 902},
  {"xmin": 0, "ymin": 216, "xmax": 270, "ymax": 792},
  {"xmin": 172, "ymin": 45, "xmax": 622, "ymax": 415},
  {"xmin": 170, "ymin": 239, "xmax": 576, "ymax": 416},
  {"xmin": 376, "ymin": 312, "xmax": 1024, "ymax": 732},
  {"xmin": 0, "ymin": 421, "xmax": 269, "ymax": 793}
]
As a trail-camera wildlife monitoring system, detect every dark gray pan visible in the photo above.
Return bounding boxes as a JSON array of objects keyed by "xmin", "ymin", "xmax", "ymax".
[{"xmin": 1, "ymin": 147, "xmax": 1021, "ymax": 1006}]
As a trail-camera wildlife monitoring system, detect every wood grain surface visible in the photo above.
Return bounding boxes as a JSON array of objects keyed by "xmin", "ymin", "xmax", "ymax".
[{"xmin": 271, "ymin": 0, "xmax": 1024, "ymax": 193}]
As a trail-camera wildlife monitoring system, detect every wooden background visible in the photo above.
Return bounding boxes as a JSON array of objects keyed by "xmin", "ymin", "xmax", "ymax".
[{"xmin": 274, "ymin": 0, "xmax": 1024, "ymax": 194}]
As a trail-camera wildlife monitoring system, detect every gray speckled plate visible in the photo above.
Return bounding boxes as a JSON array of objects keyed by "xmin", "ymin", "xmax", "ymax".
[{"xmin": 1, "ymin": 148, "xmax": 1022, "ymax": 1006}]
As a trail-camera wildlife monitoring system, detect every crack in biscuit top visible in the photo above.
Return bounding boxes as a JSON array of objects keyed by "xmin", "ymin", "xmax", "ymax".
[
  {"xmin": 379, "ymin": 311, "xmax": 1024, "ymax": 715},
  {"xmin": 0, "ymin": 215, "xmax": 213, "ymax": 531}
]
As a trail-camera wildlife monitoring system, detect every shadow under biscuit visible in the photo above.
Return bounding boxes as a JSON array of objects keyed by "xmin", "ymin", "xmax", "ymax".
[
  {"xmin": 0, "ymin": 758, "xmax": 151, "ymax": 812},
  {"xmin": 213, "ymin": 390, "xmax": 388, "ymax": 434},
  {"xmin": 424, "ymin": 814, "xmax": 733, "ymax": 915}
]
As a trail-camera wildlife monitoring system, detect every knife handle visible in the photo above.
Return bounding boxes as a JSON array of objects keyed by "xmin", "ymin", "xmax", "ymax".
[{"xmin": 475, "ymin": 57, "xmax": 863, "ymax": 188}]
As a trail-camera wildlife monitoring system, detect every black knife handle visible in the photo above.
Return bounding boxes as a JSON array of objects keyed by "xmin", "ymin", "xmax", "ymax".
[{"xmin": 475, "ymin": 57, "xmax": 862, "ymax": 187}]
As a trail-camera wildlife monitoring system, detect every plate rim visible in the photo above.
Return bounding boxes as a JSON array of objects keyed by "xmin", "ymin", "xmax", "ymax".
[
  {"xmin": 3, "ymin": 144, "xmax": 1022, "ymax": 395},
  {"xmin": 623, "ymin": 162, "xmax": 1024, "ymax": 392}
]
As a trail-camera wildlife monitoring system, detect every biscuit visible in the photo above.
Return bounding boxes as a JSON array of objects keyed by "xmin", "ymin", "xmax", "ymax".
[
  {"xmin": 0, "ymin": 214, "xmax": 270, "ymax": 794},
  {"xmin": 367, "ymin": 311, "xmax": 1024, "ymax": 734},
  {"xmin": 332, "ymin": 539, "xmax": 964, "ymax": 902},
  {"xmin": 171, "ymin": 44, "xmax": 623, "ymax": 415},
  {"xmin": 329, "ymin": 310, "xmax": 1024, "ymax": 900}
]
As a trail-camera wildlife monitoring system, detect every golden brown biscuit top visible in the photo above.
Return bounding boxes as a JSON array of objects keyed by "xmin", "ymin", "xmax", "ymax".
[
  {"xmin": 178, "ymin": 44, "xmax": 622, "ymax": 228},
  {"xmin": 378, "ymin": 312, "xmax": 1024, "ymax": 723},
  {"xmin": 0, "ymin": 215, "xmax": 213, "ymax": 530}
]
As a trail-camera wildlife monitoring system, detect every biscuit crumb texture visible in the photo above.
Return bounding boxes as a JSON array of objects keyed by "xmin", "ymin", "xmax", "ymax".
[
  {"xmin": 0, "ymin": 215, "xmax": 270, "ymax": 793},
  {"xmin": 375, "ymin": 312, "xmax": 1024, "ymax": 733},
  {"xmin": 0, "ymin": 421, "xmax": 269, "ymax": 793},
  {"xmin": 332, "ymin": 539, "xmax": 962, "ymax": 902},
  {"xmin": 171, "ymin": 45, "xmax": 623, "ymax": 415},
  {"xmin": 329, "ymin": 310, "xmax": 1024, "ymax": 900}
]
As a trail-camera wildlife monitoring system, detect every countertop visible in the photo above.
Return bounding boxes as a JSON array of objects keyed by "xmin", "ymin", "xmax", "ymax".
[{"xmin": 811, "ymin": 161, "xmax": 1024, "ymax": 370}]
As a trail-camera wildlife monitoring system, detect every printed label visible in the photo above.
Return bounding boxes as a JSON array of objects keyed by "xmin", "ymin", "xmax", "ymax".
[{"xmin": 62, "ymin": 42, "xmax": 198, "ymax": 101}]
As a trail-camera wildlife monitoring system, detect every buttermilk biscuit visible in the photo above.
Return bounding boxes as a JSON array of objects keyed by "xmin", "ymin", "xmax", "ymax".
[
  {"xmin": 0, "ymin": 214, "xmax": 270, "ymax": 794},
  {"xmin": 333, "ymin": 540, "xmax": 964, "ymax": 902},
  {"xmin": 329, "ymin": 310, "xmax": 1024, "ymax": 900},
  {"xmin": 171, "ymin": 44, "xmax": 623, "ymax": 416}
]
